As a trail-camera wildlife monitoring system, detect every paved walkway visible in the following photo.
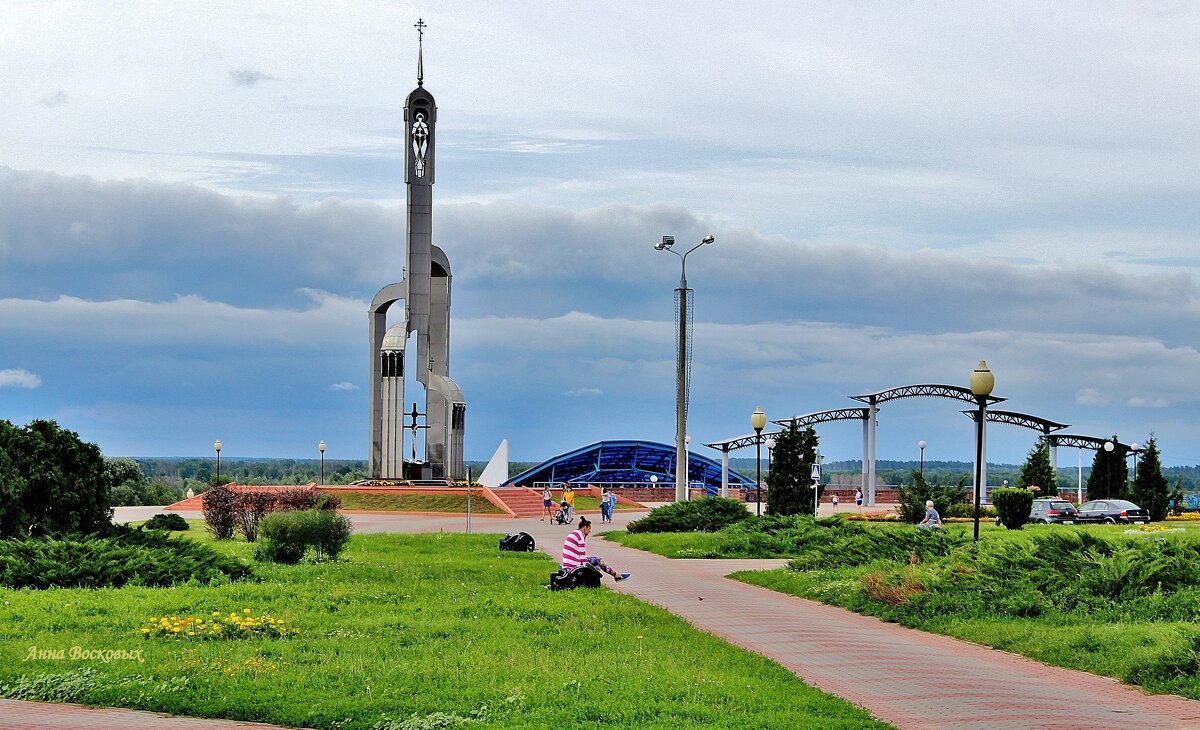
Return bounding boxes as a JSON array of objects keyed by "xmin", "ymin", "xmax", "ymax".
[{"xmin": 11, "ymin": 508, "xmax": 1200, "ymax": 729}]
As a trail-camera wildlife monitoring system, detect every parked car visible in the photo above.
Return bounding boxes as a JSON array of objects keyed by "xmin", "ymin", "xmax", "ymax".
[
  {"xmin": 1076, "ymin": 499, "xmax": 1150, "ymax": 524},
  {"xmin": 1028, "ymin": 498, "xmax": 1081, "ymax": 524}
]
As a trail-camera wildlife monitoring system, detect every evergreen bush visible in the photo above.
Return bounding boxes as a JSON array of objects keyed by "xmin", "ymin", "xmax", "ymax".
[
  {"xmin": 144, "ymin": 513, "xmax": 189, "ymax": 531},
  {"xmin": 626, "ymin": 497, "xmax": 751, "ymax": 533},
  {"xmin": 1018, "ymin": 440, "xmax": 1058, "ymax": 496},
  {"xmin": 0, "ymin": 419, "xmax": 112, "ymax": 538},
  {"xmin": 0, "ymin": 526, "xmax": 251, "ymax": 589},
  {"xmin": 897, "ymin": 472, "xmax": 969, "ymax": 523},
  {"xmin": 991, "ymin": 488, "xmax": 1034, "ymax": 529},
  {"xmin": 257, "ymin": 509, "xmax": 352, "ymax": 563}
]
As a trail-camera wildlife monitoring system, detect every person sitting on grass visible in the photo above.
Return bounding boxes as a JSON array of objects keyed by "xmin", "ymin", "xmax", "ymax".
[
  {"xmin": 561, "ymin": 517, "xmax": 630, "ymax": 582},
  {"xmin": 917, "ymin": 500, "xmax": 942, "ymax": 529}
]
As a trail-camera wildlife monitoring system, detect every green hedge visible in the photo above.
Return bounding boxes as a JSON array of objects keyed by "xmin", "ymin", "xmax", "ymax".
[
  {"xmin": 143, "ymin": 513, "xmax": 189, "ymax": 531},
  {"xmin": 626, "ymin": 497, "xmax": 751, "ymax": 534},
  {"xmin": 992, "ymin": 488, "xmax": 1034, "ymax": 529},
  {"xmin": 257, "ymin": 510, "xmax": 352, "ymax": 563},
  {"xmin": 0, "ymin": 526, "xmax": 251, "ymax": 589}
]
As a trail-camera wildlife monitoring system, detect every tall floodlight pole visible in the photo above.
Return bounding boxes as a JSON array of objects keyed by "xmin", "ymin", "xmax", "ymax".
[
  {"xmin": 318, "ymin": 440, "xmax": 326, "ymax": 484},
  {"xmin": 751, "ymin": 407, "xmax": 766, "ymax": 517},
  {"xmin": 213, "ymin": 440, "xmax": 222, "ymax": 485},
  {"xmin": 969, "ymin": 361, "xmax": 994, "ymax": 543},
  {"xmin": 918, "ymin": 440, "xmax": 926, "ymax": 477},
  {"xmin": 655, "ymin": 234, "xmax": 716, "ymax": 502}
]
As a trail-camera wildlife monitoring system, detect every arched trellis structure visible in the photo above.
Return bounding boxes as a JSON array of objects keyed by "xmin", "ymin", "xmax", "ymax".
[
  {"xmin": 705, "ymin": 408, "xmax": 870, "ymax": 498},
  {"xmin": 1043, "ymin": 433, "xmax": 1133, "ymax": 502},
  {"xmin": 962, "ymin": 409, "xmax": 1069, "ymax": 466},
  {"xmin": 847, "ymin": 385, "xmax": 1005, "ymax": 505},
  {"xmin": 705, "ymin": 385, "xmax": 1127, "ymax": 508}
]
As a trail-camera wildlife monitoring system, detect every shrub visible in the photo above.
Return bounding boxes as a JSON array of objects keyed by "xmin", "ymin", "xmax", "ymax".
[
  {"xmin": 144, "ymin": 513, "xmax": 189, "ymax": 531},
  {"xmin": 626, "ymin": 497, "xmax": 751, "ymax": 534},
  {"xmin": 0, "ymin": 419, "xmax": 112, "ymax": 538},
  {"xmin": 0, "ymin": 526, "xmax": 251, "ymax": 589},
  {"xmin": 257, "ymin": 509, "xmax": 352, "ymax": 563},
  {"xmin": 943, "ymin": 503, "xmax": 996, "ymax": 519},
  {"xmin": 202, "ymin": 484, "xmax": 239, "ymax": 539},
  {"xmin": 897, "ymin": 472, "xmax": 969, "ymax": 523},
  {"xmin": 991, "ymin": 488, "xmax": 1034, "ymax": 529},
  {"xmin": 235, "ymin": 491, "xmax": 277, "ymax": 542}
]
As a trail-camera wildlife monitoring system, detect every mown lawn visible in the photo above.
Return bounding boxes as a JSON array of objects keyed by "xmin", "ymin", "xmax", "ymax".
[
  {"xmin": 334, "ymin": 491, "xmax": 505, "ymax": 513},
  {"xmin": 0, "ymin": 531, "xmax": 891, "ymax": 729},
  {"xmin": 609, "ymin": 517, "xmax": 1200, "ymax": 701}
]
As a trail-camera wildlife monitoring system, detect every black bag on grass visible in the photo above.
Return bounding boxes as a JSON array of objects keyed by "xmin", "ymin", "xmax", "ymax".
[
  {"xmin": 549, "ymin": 564, "xmax": 602, "ymax": 591},
  {"xmin": 499, "ymin": 532, "xmax": 536, "ymax": 552}
]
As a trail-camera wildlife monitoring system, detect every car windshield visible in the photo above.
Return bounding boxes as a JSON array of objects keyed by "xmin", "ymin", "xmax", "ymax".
[
  {"xmin": 1050, "ymin": 502, "xmax": 1073, "ymax": 510},
  {"xmin": 1110, "ymin": 500, "xmax": 1139, "ymax": 509}
]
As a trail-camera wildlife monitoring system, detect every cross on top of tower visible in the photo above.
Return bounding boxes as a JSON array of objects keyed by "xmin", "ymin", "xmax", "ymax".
[{"xmin": 415, "ymin": 18, "xmax": 426, "ymax": 86}]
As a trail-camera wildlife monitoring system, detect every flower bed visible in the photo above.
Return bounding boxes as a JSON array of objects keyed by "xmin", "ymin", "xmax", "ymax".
[{"xmin": 142, "ymin": 609, "xmax": 297, "ymax": 640}]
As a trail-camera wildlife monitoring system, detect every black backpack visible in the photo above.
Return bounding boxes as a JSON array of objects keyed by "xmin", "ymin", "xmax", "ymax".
[
  {"xmin": 499, "ymin": 532, "xmax": 536, "ymax": 552},
  {"xmin": 549, "ymin": 564, "xmax": 602, "ymax": 591}
]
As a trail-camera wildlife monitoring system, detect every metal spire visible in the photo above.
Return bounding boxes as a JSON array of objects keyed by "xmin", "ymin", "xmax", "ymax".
[{"xmin": 414, "ymin": 18, "xmax": 426, "ymax": 86}]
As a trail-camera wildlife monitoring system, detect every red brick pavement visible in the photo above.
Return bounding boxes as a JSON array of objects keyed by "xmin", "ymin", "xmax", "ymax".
[
  {"xmin": 0, "ymin": 698, "xmax": 307, "ymax": 729},
  {"xmin": 15, "ymin": 509, "xmax": 1200, "ymax": 729},
  {"xmin": 517, "ymin": 518, "xmax": 1200, "ymax": 730}
]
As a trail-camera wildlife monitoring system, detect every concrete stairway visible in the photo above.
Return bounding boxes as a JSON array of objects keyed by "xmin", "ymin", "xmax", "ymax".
[{"xmin": 487, "ymin": 487, "xmax": 545, "ymax": 518}]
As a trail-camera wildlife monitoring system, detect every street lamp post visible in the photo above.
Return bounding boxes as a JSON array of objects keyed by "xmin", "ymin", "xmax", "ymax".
[
  {"xmin": 918, "ymin": 440, "xmax": 927, "ymax": 477},
  {"xmin": 969, "ymin": 361, "xmax": 994, "ymax": 543},
  {"xmin": 1104, "ymin": 440, "xmax": 1115, "ymax": 497},
  {"xmin": 751, "ymin": 407, "xmax": 766, "ymax": 517},
  {"xmin": 684, "ymin": 434, "xmax": 693, "ymax": 498},
  {"xmin": 656, "ymin": 234, "xmax": 716, "ymax": 502},
  {"xmin": 318, "ymin": 440, "xmax": 326, "ymax": 485},
  {"xmin": 1129, "ymin": 442, "xmax": 1141, "ymax": 490},
  {"xmin": 213, "ymin": 439, "xmax": 222, "ymax": 485},
  {"xmin": 765, "ymin": 437, "xmax": 776, "ymax": 491},
  {"xmin": 811, "ymin": 451, "xmax": 823, "ymax": 516}
]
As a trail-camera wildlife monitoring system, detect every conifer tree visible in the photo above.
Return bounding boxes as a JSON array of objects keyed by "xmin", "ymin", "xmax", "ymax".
[
  {"xmin": 1017, "ymin": 439, "xmax": 1057, "ymax": 496},
  {"xmin": 1085, "ymin": 436, "xmax": 1126, "ymax": 500},
  {"xmin": 766, "ymin": 423, "xmax": 820, "ymax": 516},
  {"xmin": 1131, "ymin": 436, "xmax": 1169, "ymax": 521}
]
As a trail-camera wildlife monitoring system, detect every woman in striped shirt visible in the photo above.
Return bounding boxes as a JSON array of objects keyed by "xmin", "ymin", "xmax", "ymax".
[{"xmin": 561, "ymin": 517, "xmax": 630, "ymax": 581}]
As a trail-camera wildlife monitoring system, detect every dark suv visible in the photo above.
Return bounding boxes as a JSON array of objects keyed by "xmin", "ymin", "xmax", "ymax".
[{"xmin": 1028, "ymin": 498, "xmax": 1080, "ymax": 524}]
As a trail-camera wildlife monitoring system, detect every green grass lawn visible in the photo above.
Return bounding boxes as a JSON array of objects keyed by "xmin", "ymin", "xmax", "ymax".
[
  {"xmin": 0, "ymin": 531, "xmax": 891, "ymax": 729},
  {"xmin": 609, "ymin": 517, "xmax": 1200, "ymax": 701},
  {"xmin": 333, "ymin": 491, "xmax": 506, "ymax": 513}
]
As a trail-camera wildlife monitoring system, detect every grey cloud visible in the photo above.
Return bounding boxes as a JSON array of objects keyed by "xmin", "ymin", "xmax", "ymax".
[
  {"xmin": 330, "ymin": 381, "xmax": 358, "ymax": 391},
  {"xmin": 229, "ymin": 68, "xmax": 276, "ymax": 87},
  {"xmin": 40, "ymin": 90, "xmax": 68, "ymax": 108}
]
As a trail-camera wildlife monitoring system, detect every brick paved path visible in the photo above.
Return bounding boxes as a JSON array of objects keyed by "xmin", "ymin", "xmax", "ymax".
[
  {"xmin": 516, "ymin": 517, "xmax": 1200, "ymax": 730},
  {"xmin": 15, "ymin": 509, "xmax": 1200, "ymax": 729},
  {"xmin": 0, "ymin": 698, "xmax": 306, "ymax": 729}
]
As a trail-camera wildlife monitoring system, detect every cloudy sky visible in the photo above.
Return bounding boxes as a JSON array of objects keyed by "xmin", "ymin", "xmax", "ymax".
[{"xmin": 2, "ymin": 2, "xmax": 1199, "ymax": 470}]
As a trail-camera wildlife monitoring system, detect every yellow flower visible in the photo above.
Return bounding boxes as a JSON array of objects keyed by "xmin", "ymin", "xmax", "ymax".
[
  {"xmin": 243, "ymin": 608, "xmax": 252, "ymax": 614},
  {"xmin": 141, "ymin": 628, "xmax": 151, "ymax": 634}
]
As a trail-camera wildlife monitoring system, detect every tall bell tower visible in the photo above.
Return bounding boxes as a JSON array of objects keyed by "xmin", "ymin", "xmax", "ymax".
[{"xmin": 368, "ymin": 19, "xmax": 465, "ymax": 481}]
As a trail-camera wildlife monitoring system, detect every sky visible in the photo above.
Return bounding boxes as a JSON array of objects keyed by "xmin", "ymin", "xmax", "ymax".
[{"xmin": 2, "ymin": 2, "xmax": 1199, "ymax": 471}]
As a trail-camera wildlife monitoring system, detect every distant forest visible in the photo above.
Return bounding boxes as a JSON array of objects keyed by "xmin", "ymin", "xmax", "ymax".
[{"xmin": 132, "ymin": 457, "xmax": 1200, "ymax": 491}]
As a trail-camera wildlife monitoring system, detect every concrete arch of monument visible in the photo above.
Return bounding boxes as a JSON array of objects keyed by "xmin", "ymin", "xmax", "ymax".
[
  {"xmin": 431, "ymin": 245, "xmax": 451, "ymax": 278},
  {"xmin": 502, "ymin": 440, "xmax": 756, "ymax": 493},
  {"xmin": 371, "ymin": 281, "xmax": 407, "ymax": 314}
]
